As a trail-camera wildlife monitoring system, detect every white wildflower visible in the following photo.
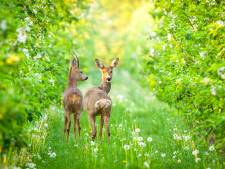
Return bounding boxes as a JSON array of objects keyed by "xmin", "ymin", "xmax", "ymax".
[
  {"xmin": 90, "ymin": 141, "xmax": 95, "ymax": 146},
  {"xmin": 13, "ymin": 167, "xmax": 21, "ymax": 169},
  {"xmin": 0, "ymin": 20, "xmax": 7, "ymax": 31},
  {"xmin": 195, "ymin": 157, "xmax": 201, "ymax": 163},
  {"xmin": 161, "ymin": 153, "xmax": 166, "ymax": 158},
  {"xmin": 134, "ymin": 128, "xmax": 140, "ymax": 133},
  {"xmin": 143, "ymin": 161, "xmax": 149, "ymax": 168},
  {"xmin": 48, "ymin": 151, "xmax": 56, "ymax": 158},
  {"xmin": 209, "ymin": 145, "xmax": 215, "ymax": 151},
  {"xmin": 138, "ymin": 141, "xmax": 146, "ymax": 148},
  {"xmin": 217, "ymin": 67, "xmax": 225, "ymax": 80},
  {"xmin": 123, "ymin": 144, "xmax": 130, "ymax": 151},
  {"xmin": 173, "ymin": 134, "xmax": 182, "ymax": 140},
  {"xmin": 21, "ymin": 48, "xmax": 30, "ymax": 57},
  {"xmin": 44, "ymin": 123, "xmax": 48, "ymax": 128},
  {"xmin": 147, "ymin": 137, "xmax": 153, "ymax": 142},
  {"xmin": 118, "ymin": 123, "xmax": 123, "ymax": 128},
  {"xmin": 202, "ymin": 77, "xmax": 210, "ymax": 85},
  {"xmin": 177, "ymin": 159, "xmax": 181, "ymax": 163},
  {"xmin": 210, "ymin": 86, "xmax": 217, "ymax": 96},
  {"xmin": 167, "ymin": 33, "xmax": 172, "ymax": 41},
  {"xmin": 199, "ymin": 52, "xmax": 206, "ymax": 58},
  {"xmin": 149, "ymin": 48, "xmax": 155, "ymax": 55},
  {"xmin": 216, "ymin": 20, "xmax": 224, "ymax": 26},
  {"xmin": 17, "ymin": 28, "xmax": 27, "ymax": 43},
  {"xmin": 192, "ymin": 149, "xmax": 199, "ymax": 156},
  {"xmin": 26, "ymin": 162, "xmax": 36, "ymax": 169},
  {"xmin": 49, "ymin": 78, "xmax": 55, "ymax": 85},
  {"xmin": 138, "ymin": 136, "xmax": 143, "ymax": 142},
  {"xmin": 93, "ymin": 147, "xmax": 98, "ymax": 153},
  {"xmin": 34, "ymin": 53, "xmax": 43, "ymax": 59},
  {"xmin": 183, "ymin": 135, "xmax": 191, "ymax": 141}
]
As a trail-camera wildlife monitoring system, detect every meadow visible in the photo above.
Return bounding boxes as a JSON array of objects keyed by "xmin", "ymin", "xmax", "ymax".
[{"xmin": 0, "ymin": 0, "xmax": 224, "ymax": 169}]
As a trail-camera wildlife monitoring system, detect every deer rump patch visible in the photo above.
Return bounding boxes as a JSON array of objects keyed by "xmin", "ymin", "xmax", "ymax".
[
  {"xmin": 68, "ymin": 95, "xmax": 81, "ymax": 104},
  {"xmin": 95, "ymin": 99, "xmax": 111, "ymax": 111}
]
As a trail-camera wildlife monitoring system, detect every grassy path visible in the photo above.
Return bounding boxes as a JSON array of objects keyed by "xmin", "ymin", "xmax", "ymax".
[{"xmin": 32, "ymin": 70, "xmax": 218, "ymax": 169}]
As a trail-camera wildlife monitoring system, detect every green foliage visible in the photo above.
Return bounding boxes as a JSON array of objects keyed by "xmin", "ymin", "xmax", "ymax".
[
  {"xmin": 0, "ymin": 0, "xmax": 90, "ymax": 156},
  {"xmin": 146, "ymin": 0, "xmax": 225, "ymax": 151}
]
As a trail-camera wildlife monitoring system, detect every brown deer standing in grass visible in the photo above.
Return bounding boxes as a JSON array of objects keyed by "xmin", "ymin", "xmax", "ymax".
[
  {"xmin": 63, "ymin": 56, "xmax": 88, "ymax": 143},
  {"xmin": 83, "ymin": 58, "xmax": 119, "ymax": 143}
]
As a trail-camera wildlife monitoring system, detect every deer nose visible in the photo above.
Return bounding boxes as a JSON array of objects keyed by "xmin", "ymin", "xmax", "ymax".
[
  {"xmin": 85, "ymin": 77, "xmax": 88, "ymax": 80},
  {"xmin": 106, "ymin": 77, "xmax": 111, "ymax": 81}
]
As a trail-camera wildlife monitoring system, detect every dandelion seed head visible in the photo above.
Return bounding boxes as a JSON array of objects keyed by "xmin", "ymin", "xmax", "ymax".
[
  {"xmin": 134, "ymin": 128, "xmax": 140, "ymax": 133},
  {"xmin": 161, "ymin": 153, "xmax": 166, "ymax": 158},
  {"xmin": 123, "ymin": 144, "xmax": 130, "ymax": 151},
  {"xmin": 138, "ymin": 141, "xmax": 146, "ymax": 148},
  {"xmin": 192, "ymin": 149, "xmax": 199, "ymax": 156},
  {"xmin": 147, "ymin": 137, "xmax": 153, "ymax": 142},
  {"xmin": 209, "ymin": 145, "xmax": 215, "ymax": 151},
  {"xmin": 90, "ymin": 141, "xmax": 95, "ymax": 146},
  {"xmin": 138, "ymin": 136, "xmax": 143, "ymax": 142}
]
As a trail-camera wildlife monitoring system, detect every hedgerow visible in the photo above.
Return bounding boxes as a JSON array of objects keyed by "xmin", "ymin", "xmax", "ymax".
[
  {"xmin": 146, "ymin": 0, "xmax": 225, "ymax": 152},
  {"xmin": 0, "ymin": 0, "xmax": 90, "ymax": 157}
]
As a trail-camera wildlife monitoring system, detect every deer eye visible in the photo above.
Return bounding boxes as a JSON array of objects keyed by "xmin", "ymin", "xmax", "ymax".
[
  {"xmin": 110, "ymin": 70, "xmax": 112, "ymax": 73},
  {"xmin": 80, "ymin": 71, "xmax": 83, "ymax": 74}
]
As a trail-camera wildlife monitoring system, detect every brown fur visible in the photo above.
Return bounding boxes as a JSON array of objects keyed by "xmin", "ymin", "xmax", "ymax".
[
  {"xmin": 83, "ymin": 58, "xmax": 119, "ymax": 143},
  {"xmin": 63, "ymin": 57, "xmax": 88, "ymax": 143}
]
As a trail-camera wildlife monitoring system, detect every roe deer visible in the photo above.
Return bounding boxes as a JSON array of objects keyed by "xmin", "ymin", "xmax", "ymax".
[
  {"xmin": 63, "ymin": 56, "xmax": 88, "ymax": 143},
  {"xmin": 83, "ymin": 58, "xmax": 119, "ymax": 143}
]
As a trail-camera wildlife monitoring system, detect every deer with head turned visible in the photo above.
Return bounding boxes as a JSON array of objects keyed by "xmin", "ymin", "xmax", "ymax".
[
  {"xmin": 63, "ymin": 56, "xmax": 88, "ymax": 143},
  {"xmin": 83, "ymin": 58, "xmax": 119, "ymax": 143}
]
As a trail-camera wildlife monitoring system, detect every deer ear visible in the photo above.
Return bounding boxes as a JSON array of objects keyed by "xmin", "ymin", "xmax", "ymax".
[
  {"xmin": 95, "ymin": 59, "xmax": 104, "ymax": 69},
  {"xmin": 71, "ymin": 58, "xmax": 78, "ymax": 67},
  {"xmin": 110, "ymin": 58, "xmax": 119, "ymax": 68}
]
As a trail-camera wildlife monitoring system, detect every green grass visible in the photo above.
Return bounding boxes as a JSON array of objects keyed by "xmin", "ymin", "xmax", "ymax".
[{"xmin": 32, "ymin": 70, "xmax": 221, "ymax": 169}]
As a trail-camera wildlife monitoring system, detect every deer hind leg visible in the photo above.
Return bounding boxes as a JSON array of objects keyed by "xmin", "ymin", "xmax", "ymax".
[
  {"xmin": 99, "ymin": 115, "xmax": 104, "ymax": 140},
  {"xmin": 66, "ymin": 114, "xmax": 71, "ymax": 143},
  {"xmin": 104, "ymin": 115, "xmax": 110, "ymax": 143},
  {"xmin": 77, "ymin": 113, "xmax": 81, "ymax": 137},
  {"xmin": 64, "ymin": 113, "xmax": 68, "ymax": 135},
  {"xmin": 73, "ymin": 113, "xmax": 77, "ymax": 139},
  {"xmin": 89, "ymin": 113, "xmax": 96, "ymax": 140}
]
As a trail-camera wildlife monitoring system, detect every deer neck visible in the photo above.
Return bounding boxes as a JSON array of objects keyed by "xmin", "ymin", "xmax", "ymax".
[
  {"xmin": 99, "ymin": 81, "xmax": 111, "ymax": 93},
  {"xmin": 68, "ymin": 77, "xmax": 77, "ymax": 88}
]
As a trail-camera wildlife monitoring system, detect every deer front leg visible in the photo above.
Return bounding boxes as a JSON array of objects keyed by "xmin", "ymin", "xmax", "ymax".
[
  {"xmin": 66, "ymin": 114, "xmax": 71, "ymax": 143},
  {"xmin": 104, "ymin": 115, "xmax": 110, "ymax": 143},
  {"xmin": 99, "ymin": 115, "xmax": 104, "ymax": 140},
  {"xmin": 73, "ymin": 113, "xmax": 77, "ymax": 139},
  {"xmin": 89, "ymin": 113, "xmax": 96, "ymax": 140}
]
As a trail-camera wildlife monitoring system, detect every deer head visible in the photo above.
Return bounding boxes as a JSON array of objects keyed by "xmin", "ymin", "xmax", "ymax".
[
  {"xmin": 69, "ymin": 56, "xmax": 88, "ymax": 82},
  {"xmin": 95, "ymin": 58, "xmax": 119, "ymax": 83}
]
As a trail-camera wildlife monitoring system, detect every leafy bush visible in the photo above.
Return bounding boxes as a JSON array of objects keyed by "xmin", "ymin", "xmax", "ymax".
[
  {"xmin": 145, "ymin": 0, "xmax": 225, "ymax": 152},
  {"xmin": 0, "ymin": 0, "xmax": 90, "ymax": 154}
]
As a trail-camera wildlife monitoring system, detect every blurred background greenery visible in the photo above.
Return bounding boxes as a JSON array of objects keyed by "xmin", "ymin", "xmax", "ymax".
[{"xmin": 0, "ymin": 0, "xmax": 224, "ymax": 167}]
